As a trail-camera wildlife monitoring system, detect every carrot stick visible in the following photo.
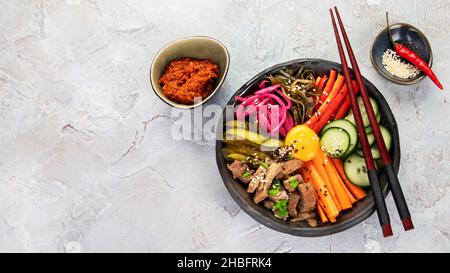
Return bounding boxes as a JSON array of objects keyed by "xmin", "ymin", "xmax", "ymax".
[
  {"xmin": 325, "ymin": 74, "xmax": 345, "ymax": 103},
  {"xmin": 332, "ymin": 163, "xmax": 357, "ymax": 204},
  {"xmin": 312, "ymin": 155, "xmax": 341, "ymax": 211},
  {"xmin": 334, "ymin": 97, "xmax": 351, "ymax": 120},
  {"xmin": 318, "ymin": 69, "xmax": 337, "ymax": 105},
  {"xmin": 302, "ymin": 166, "xmax": 336, "ymax": 223},
  {"xmin": 307, "ymin": 163, "xmax": 340, "ymax": 219},
  {"xmin": 302, "ymin": 168, "xmax": 330, "ymax": 219},
  {"xmin": 318, "ymin": 75, "xmax": 328, "ymax": 89},
  {"xmin": 315, "ymin": 76, "xmax": 322, "ymax": 86},
  {"xmin": 317, "ymin": 204, "xmax": 329, "ymax": 223},
  {"xmin": 329, "ymin": 215, "xmax": 337, "ymax": 223},
  {"xmin": 334, "ymin": 80, "xmax": 360, "ymax": 119},
  {"xmin": 331, "ymin": 158, "xmax": 367, "ymax": 200},
  {"xmin": 322, "ymin": 154, "xmax": 353, "ymax": 210},
  {"xmin": 305, "ymin": 74, "xmax": 344, "ymax": 127},
  {"xmin": 311, "ymin": 80, "xmax": 359, "ymax": 133}
]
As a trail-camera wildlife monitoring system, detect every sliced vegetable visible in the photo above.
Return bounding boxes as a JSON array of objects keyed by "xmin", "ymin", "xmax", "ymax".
[
  {"xmin": 333, "ymin": 82, "xmax": 361, "ymax": 120},
  {"xmin": 331, "ymin": 158, "xmax": 367, "ymax": 200},
  {"xmin": 312, "ymin": 154, "xmax": 341, "ymax": 212},
  {"xmin": 317, "ymin": 75, "xmax": 328, "ymax": 89},
  {"xmin": 344, "ymin": 97, "xmax": 379, "ymax": 128},
  {"xmin": 242, "ymin": 171, "xmax": 252, "ymax": 179},
  {"xmin": 225, "ymin": 120, "xmax": 248, "ymax": 130},
  {"xmin": 306, "ymin": 74, "xmax": 344, "ymax": 127},
  {"xmin": 358, "ymin": 132, "xmax": 375, "ymax": 148},
  {"xmin": 289, "ymin": 177, "xmax": 299, "ymax": 189},
  {"xmin": 321, "ymin": 119, "xmax": 358, "ymax": 158},
  {"xmin": 225, "ymin": 153, "xmax": 248, "ymax": 162},
  {"xmin": 222, "ymin": 144, "xmax": 269, "ymax": 161},
  {"xmin": 225, "ymin": 128, "xmax": 269, "ymax": 145},
  {"xmin": 331, "ymin": 164, "xmax": 357, "ymax": 204},
  {"xmin": 306, "ymin": 162, "xmax": 340, "ymax": 218},
  {"xmin": 310, "ymin": 81, "xmax": 359, "ymax": 133},
  {"xmin": 376, "ymin": 159, "xmax": 384, "ymax": 170},
  {"xmin": 268, "ymin": 180, "xmax": 282, "ymax": 196},
  {"xmin": 344, "ymin": 154, "xmax": 370, "ymax": 187},
  {"xmin": 318, "ymin": 69, "xmax": 337, "ymax": 106},
  {"xmin": 315, "ymin": 76, "xmax": 322, "ymax": 86},
  {"xmin": 320, "ymin": 128, "xmax": 350, "ymax": 158},
  {"xmin": 323, "ymin": 154, "xmax": 353, "ymax": 210},
  {"xmin": 272, "ymin": 199, "xmax": 288, "ymax": 218},
  {"xmin": 267, "ymin": 67, "xmax": 318, "ymax": 126},
  {"xmin": 355, "ymin": 125, "xmax": 392, "ymax": 160},
  {"xmin": 261, "ymin": 138, "xmax": 285, "ymax": 151},
  {"xmin": 234, "ymin": 82, "xmax": 292, "ymax": 137},
  {"xmin": 317, "ymin": 204, "xmax": 329, "ymax": 223},
  {"xmin": 259, "ymin": 161, "xmax": 269, "ymax": 169}
]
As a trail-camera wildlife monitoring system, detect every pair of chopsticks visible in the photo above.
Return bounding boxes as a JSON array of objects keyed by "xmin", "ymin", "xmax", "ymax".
[{"xmin": 329, "ymin": 7, "xmax": 414, "ymax": 237}]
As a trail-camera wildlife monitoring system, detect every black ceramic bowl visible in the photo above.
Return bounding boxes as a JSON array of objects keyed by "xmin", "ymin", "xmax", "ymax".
[
  {"xmin": 215, "ymin": 58, "xmax": 400, "ymax": 237},
  {"xmin": 371, "ymin": 23, "xmax": 432, "ymax": 85}
]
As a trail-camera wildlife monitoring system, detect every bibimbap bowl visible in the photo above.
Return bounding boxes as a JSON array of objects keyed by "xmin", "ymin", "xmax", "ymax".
[{"xmin": 215, "ymin": 58, "xmax": 400, "ymax": 237}]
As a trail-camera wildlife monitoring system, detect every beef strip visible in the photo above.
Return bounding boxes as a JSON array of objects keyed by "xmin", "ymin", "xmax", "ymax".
[
  {"xmin": 290, "ymin": 212, "xmax": 312, "ymax": 222},
  {"xmin": 227, "ymin": 160, "xmax": 252, "ymax": 183},
  {"xmin": 268, "ymin": 189, "xmax": 289, "ymax": 202},
  {"xmin": 247, "ymin": 167, "xmax": 266, "ymax": 193},
  {"xmin": 263, "ymin": 200, "xmax": 274, "ymax": 210},
  {"xmin": 307, "ymin": 218, "xmax": 318, "ymax": 227},
  {"xmin": 298, "ymin": 182, "xmax": 317, "ymax": 213},
  {"xmin": 283, "ymin": 174, "xmax": 304, "ymax": 192},
  {"xmin": 253, "ymin": 159, "xmax": 303, "ymax": 204},
  {"xmin": 288, "ymin": 192, "xmax": 300, "ymax": 217},
  {"xmin": 290, "ymin": 211, "xmax": 317, "ymax": 223},
  {"xmin": 275, "ymin": 159, "xmax": 303, "ymax": 179},
  {"xmin": 253, "ymin": 162, "xmax": 282, "ymax": 204}
]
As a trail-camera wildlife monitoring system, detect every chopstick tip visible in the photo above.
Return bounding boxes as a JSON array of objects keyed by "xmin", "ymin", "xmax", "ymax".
[
  {"xmin": 402, "ymin": 218, "xmax": 414, "ymax": 231},
  {"xmin": 382, "ymin": 224, "xmax": 393, "ymax": 237}
]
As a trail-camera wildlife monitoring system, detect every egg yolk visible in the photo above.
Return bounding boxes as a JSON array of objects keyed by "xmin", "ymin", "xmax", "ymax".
[{"xmin": 285, "ymin": 125, "xmax": 320, "ymax": 161}]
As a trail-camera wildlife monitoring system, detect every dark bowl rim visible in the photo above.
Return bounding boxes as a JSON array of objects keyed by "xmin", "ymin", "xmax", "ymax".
[
  {"xmin": 215, "ymin": 58, "xmax": 400, "ymax": 237},
  {"xmin": 149, "ymin": 36, "xmax": 230, "ymax": 109},
  {"xmin": 370, "ymin": 22, "xmax": 433, "ymax": 85}
]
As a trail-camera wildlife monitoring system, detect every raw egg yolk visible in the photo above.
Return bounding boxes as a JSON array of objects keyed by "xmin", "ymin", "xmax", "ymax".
[{"xmin": 285, "ymin": 125, "xmax": 320, "ymax": 161}]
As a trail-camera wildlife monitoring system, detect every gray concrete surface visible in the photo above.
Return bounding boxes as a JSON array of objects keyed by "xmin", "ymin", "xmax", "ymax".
[{"xmin": 0, "ymin": 0, "xmax": 449, "ymax": 252}]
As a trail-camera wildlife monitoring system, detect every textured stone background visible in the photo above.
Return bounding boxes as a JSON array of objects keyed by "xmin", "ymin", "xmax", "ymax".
[{"xmin": 0, "ymin": 0, "xmax": 449, "ymax": 252}]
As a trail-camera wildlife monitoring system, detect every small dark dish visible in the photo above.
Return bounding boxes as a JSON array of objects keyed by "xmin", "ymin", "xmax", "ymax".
[
  {"xmin": 371, "ymin": 23, "xmax": 432, "ymax": 85},
  {"xmin": 215, "ymin": 59, "xmax": 400, "ymax": 237}
]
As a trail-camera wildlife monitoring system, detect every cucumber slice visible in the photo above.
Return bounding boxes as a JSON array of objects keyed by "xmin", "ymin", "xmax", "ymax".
[
  {"xmin": 321, "ymin": 119, "xmax": 358, "ymax": 158},
  {"xmin": 344, "ymin": 154, "xmax": 370, "ymax": 187},
  {"xmin": 355, "ymin": 125, "xmax": 392, "ymax": 160},
  {"xmin": 379, "ymin": 125, "xmax": 392, "ymax": 150},
  {"xmin": 375, "ymin": 159, "xmax": 384, "ymax": 170},
  {"xmin": 320, "ymin": 128, "xmax": 350, "ymax": 158},
  {"xmin": 365, "ymin": 126, "xmax": 373, "ymax": 134},
  {"xmin": 344, "ymin": 97, "xmax": 379, "ymax": 127},
  {"xmin": 356, "ymin": 148, "xmax": 381, "ymax": 160},
  {"xmin": 357, "ymin": 133, "xmax": 375, "ymax": 148}
]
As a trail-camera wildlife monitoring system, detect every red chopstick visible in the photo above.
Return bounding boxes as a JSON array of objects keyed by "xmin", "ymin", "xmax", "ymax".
[
  {"xmin": 329, "ymin": 8, "xmax": 393, "ymax": 237},
  {"xmin": 333, "ymin": 7, "xmax": 413, "ymax": 231}
]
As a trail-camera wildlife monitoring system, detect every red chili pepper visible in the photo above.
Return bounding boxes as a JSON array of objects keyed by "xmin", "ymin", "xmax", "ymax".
[{"xmin": 386, "ymin": 12, "xmax": 444, "ymax": 90}]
